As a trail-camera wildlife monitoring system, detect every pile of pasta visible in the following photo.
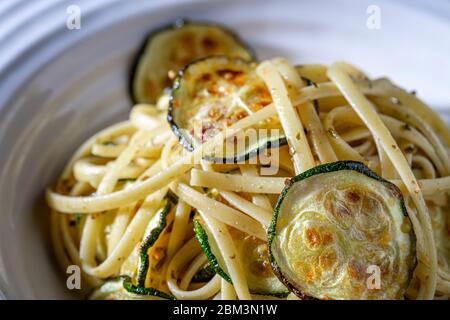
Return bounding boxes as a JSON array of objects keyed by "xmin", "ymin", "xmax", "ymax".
[{"xmin": 47, "ymin": 59, "xmax": 450, "ymax": 300}]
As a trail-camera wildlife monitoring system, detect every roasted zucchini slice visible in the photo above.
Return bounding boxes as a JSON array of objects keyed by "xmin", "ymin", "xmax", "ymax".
[
  {"xmin": 97, "ymin": 195, "xmax": 177, "ymax": 300},
  {"xmin": 237, "ymin": 233, "xmax": 290, "ymax": 297},
  {"xmin": 268, "ymin": 161, "xmax": 416, "ymax": 300},
  {"xmin": 131, "ymin": 20, "xmax": 255, "ymax": 104},
  {"xmin": 137, "ymin": 196, "xmax": 175, "ymax": 286},
  {"xmin": 168, "ymin": 56, "xmax": 286, "ymax": 162},
  {"xmin": 194, "ymin": 219, "xmax": 289, "ymax": 297}
]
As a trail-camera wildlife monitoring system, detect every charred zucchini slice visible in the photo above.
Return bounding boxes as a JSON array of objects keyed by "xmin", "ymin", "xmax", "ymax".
[
  {"xmin": 131, "ymin": 19, "xmax": 255, "ymax": 104},
  {"xmin": 268, "ymin": 161, "xmax": 416, "ymax": 300},
  {"xmin": 237, "ymin": 233, "xmax": 290, "ymax": 297},
  {"xmin": 137, "ymin": 195, "xmax": 177, "ymax": 287},
  {"xmin": 194, "ymin": 219, "xmax": 289, "ymax": 296},
  {"xmin": 97, "ymin": 195, "xmax": 177, "ymax": 300},
  {"xmin": 89, "ymin": 276, "xmax": 175, "ymax": 300},
  {"xmin": 169, "ymin": 56, "xmax": 286, "ymax": 162}
]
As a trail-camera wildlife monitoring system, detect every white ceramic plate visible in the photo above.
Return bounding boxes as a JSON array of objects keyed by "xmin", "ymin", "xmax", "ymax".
[{"xmin": 0, "ymin": 0, "xmax": 449, "ymax": 299}]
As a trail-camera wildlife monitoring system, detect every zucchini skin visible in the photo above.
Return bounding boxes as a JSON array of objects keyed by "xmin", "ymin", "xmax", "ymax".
[
  {"xmin": 166, "ymin": 189, "xmax": 179, "ymax": 204},
  {"xmin": 192, "ymin": 264, "xmax": 216, "ymax": 282},
  {"xmin": 204, "ymin": 136, "xmax": 288, "ymax": 163},
  {"xmin": 88, "ymin": 276, "xmax": 175, "ymax": 300},
  {"xmin": 122, "ymin": 276, "xmax": 176, "ymax": 300},
  {"xmin": 129, "ymin": 19, "xmax": 256, "ymax": 104},
  {"xmin": 137, "ymin": 195, "xmax": 176, "ymax": 286},
  {"xmin": 167, "ymin": 57, "xmax": 193, "ymax": 153},
  {"xmin": 250, "ymin": 291, "xmax": 290, "ymax": 299},
  {"xmin": 193, "ymin": 219, "xmax": 232, "ymax": 283},
  {"xmin": 194, "ymin": 218, "xmax": 291, "ymax": 297},
  {"xmin": 168, "ymin": 56, "xmax": 287, "ymax": 162},
  {"xmin": 268, "ymin": 160, "xmax": 416, "ymax": 300}
]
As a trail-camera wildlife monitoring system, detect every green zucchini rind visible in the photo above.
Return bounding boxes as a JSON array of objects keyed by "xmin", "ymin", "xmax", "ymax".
[
  {"xmin": 250, "ymin": 291, "xmax": 290, "ymax": 299},
  {"xmin": 89, "ymin": 276, "xmax": 175, "ymax": 300},
  {"xmin": 122, "ymin": 276, "xmax": 175, "ymax": 300},
  {"xmin": 165, "ymin": 189, "xmax": 179, "ymax": 204},
  {"xmin": 137, "ymin": 196, "xmax": 176, "ymax": 286},
  {"xmin": 130, "ymin": 19, "xmax": 255, "ymax": 104},
  {"xmin": 168, "ymin": 55, "xmax": 287, "ymax": 163},
  {"xmin": 268, "ymin": 161, "xmax": 416, "ymax": 300},
  {"xmin": 192, "ymin": 264, "xmax": 216, "ymax": 283},
  {"xmin": 194, "ymin": 218, "xmax": 290, "ymax": 297},
  {"xmin": 204, "ymin": 134, "xmax": 287, "ymax": 164},
  {"xmin": 193, "ymin": 219, "xmax": 232, "ymax": 283}
]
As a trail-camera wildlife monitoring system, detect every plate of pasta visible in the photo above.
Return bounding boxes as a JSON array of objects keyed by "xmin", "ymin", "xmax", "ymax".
[{"xmin": 0, "ymin": 0, "xmax": 449, "ymax": 300}]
